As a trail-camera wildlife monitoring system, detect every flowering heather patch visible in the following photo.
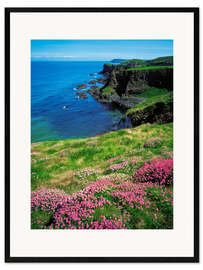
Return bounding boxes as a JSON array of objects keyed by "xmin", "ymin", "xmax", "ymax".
[
  {"xmin": 31, "ymin": 177, "xmax": 173, "ymax": 229},
  {"xmin": 51, "ymin": 192, "xmax": 124, "ymax": 229},
  {"xmin": 107, "ymin": 161, "xmax": 128, "ymax": 171},
  {"xmin": 31, "ymin": 189, "xmax": 69, "ymax": 214},
  {"xmin": 134, "ymin": 159, "xmax": 173, "ymax": 186},
  {"xmin": 31, "ymin": 189, "xmax": 70, "ymax": 228},
  {"xmin": 31, "ymin": 189, "xmax": 70, "ymax": 214}
]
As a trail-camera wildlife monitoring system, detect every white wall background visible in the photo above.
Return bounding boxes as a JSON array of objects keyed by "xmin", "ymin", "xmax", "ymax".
[{"xmin": 0, "ymin": 0, "xmax": 202, "ymax": 268}]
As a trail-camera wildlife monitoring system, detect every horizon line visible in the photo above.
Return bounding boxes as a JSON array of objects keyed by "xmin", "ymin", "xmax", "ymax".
[{"xmin": 31, "ymin": 55, "xmax": 173, "ymax": 61}]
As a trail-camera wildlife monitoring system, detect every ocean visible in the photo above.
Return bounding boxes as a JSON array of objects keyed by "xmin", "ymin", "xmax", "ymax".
[{"xmin": 31, "ymin": 60, "xmax": 125, "ymax": 143}]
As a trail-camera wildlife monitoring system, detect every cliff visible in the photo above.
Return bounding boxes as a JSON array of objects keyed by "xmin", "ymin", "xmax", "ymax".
[
  {"xmin": 88, "ymin": 56, "xmax": 173, "ymax": 127},
  {"xmin": 91, "ymin": 67, "xmax": 173, "ymax": 107},
  {"xmin": 107, "ymin": 67, "xmax": 173, "ymax": 95}
]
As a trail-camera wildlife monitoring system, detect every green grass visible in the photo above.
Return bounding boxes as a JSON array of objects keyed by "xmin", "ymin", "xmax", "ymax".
[
  {"xmin": 137, "ymin": 87, "xmax": 169, "ymax": 98},
  {"xmin": 31, "ymin": 209, "xmax": 53, "ymax": 229},
  {"xmin": 93, "ymin": 203, "xmax": 122, "ymax": 220},
  {"xmin": 105, "ymin": 57, "xmax": 173, "ymax": 72},
  {"xmin": 147, "ymin": 56, "xmax": 173, "ymax": 65},
  {"xmin": 102, "ymin": 86, "xmax": 116, "ymax": 95},
  {"xmin": 121, "ymin": 58, "xmax": 147, "ymax": 66},
  {"xmin": 31, "ymin": 123, "xmax": 173, "ymax": 193},
  {"xmin": 104, "ymin": 63, "xmax": 114, "ymax": 66},
  {"xmin": 126, "ymin": 65, "xmax": 173, "ymax": 71},
  {"xmin": 126, "ymin": 89, "xmax": 172, "ymax": 115}
]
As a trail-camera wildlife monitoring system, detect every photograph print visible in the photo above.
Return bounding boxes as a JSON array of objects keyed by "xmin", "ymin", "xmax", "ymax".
[{"xmin": 31, "ymin": 40, "xmax": 173, "ymax": 230}]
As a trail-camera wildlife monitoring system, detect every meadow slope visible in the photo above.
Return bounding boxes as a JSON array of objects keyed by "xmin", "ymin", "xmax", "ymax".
[{"xmin": 31, "ymin": 123, "xmax": 173, "ymax": 230}]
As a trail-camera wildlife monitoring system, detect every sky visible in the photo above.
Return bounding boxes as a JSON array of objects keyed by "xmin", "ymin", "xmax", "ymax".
[{"xmin": 31, "ymin": 40, "xmax": 173, "ymax": 61}]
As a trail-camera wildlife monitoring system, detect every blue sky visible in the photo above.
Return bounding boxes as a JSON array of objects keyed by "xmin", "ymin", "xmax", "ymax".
[{"xmin": 31, "ymin": 40, "xmax": 173, "ymax": 61}]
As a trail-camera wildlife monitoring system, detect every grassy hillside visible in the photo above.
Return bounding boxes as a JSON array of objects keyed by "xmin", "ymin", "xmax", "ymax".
[
  {"xmin": 109, "ymin": 56, "xmax": 173, "ymax": 69},
  {"xmin": 31, "ymin": 123, "xmax": 173, "ymax": 229},
  {"xmin": 147, "ymin": 56, "xmax": 173, "ymax": 66},
  {"xmin": 102, "ymin": 56, "xmax": 173, "ymax": 74},
  {"xmin": 125, "ymin": 87, "xmax": 173, "ymax": 126},
  {"xmin": 31, "ymin": 123, "xmax": 173, "ymax": 193},
  {"xmin": 126, "ymin": 87, "xmax": 172, "ymax": 113}
]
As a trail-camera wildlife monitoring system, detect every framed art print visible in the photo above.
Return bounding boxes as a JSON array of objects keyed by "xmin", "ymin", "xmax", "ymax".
[{"xmin": 5, "ymin": 7, "xmax": 199, "ymax": 262}]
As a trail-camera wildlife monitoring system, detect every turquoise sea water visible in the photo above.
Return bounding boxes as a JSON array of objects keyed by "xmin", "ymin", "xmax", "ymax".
[{"xmin": 31, "ymin": 61, "xmax": 125, "ymax": 143}]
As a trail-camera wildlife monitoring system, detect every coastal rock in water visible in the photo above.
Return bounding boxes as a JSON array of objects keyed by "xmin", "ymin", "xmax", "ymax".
[
  {"xmin": 90, "ymin": 86, "xmax": 99, "ymax": 91},
  {"xmin": 76, "ymin": 92, "xmax": 88, "ymax": 99},
  {"xmin": 86, "ymin": 87, "xmax": 101, "ymax": 99},
  {"xmin": 96, "ymin": 77, "xmax": 108, "ymax": 85},
  {"xmin": 76, "ymin": 84, "xmax": 87, "ymax": 90},
  {"xmin": 88, "ymin": 80, "xmax": 97, "ymax": 85}
]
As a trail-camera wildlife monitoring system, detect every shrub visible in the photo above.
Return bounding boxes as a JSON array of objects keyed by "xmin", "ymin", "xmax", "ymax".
[{"xmin": 134, "ymin": 159, "xmax": 173, "ymax": 185}]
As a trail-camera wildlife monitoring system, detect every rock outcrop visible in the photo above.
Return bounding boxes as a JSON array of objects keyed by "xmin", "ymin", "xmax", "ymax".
[
  {"xmin": 76, "ymin": 92, "xmax": 88, "ymax": 99},
  {"xmin": 76, "ymin": 84, "xmax": 87, "ymax": 90},
  {"xmin": 88, "ymin": 80, "xmax": 97, "ymax": 85}
]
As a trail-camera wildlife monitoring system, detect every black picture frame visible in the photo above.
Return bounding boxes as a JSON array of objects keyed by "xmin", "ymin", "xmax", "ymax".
[{"xmin": 5, "ymin": 7, "xmax": 199, "ymax": 263}]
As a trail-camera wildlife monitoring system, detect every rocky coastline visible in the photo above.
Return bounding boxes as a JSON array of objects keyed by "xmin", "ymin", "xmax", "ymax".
[{"xmin": 75, "ymin": 56, "xmax": 173, "ymax": 127}]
